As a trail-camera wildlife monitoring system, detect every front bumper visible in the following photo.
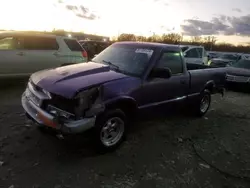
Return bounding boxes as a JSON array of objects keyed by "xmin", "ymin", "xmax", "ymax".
[{"xmin": 21, "ymin": 92, "xmax": 96, "ymax": 134}]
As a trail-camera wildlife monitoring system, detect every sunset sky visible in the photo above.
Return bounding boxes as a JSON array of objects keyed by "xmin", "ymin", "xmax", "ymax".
[{"xmin": 1, "ymin": 0, "xmax": 250, "ymax": 45}]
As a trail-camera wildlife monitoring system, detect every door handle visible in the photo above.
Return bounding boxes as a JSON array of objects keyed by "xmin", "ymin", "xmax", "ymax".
[{"xmin": 17, "ymin": 52, "xmax": 25, "ymax": 56}]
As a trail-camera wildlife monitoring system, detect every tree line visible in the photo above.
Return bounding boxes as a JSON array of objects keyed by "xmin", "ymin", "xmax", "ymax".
[
  {"xmin": 50, "ymin": 30, "xmax": 250, "ymax": 53},
  {"xmin": 115, "ymin": 33, "xmax": 250, "ymax": 53}
]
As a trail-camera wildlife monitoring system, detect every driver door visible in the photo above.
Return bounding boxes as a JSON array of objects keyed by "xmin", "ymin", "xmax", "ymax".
[{"xmin": 138, "ymin": 51, "xmax": 189, "ymax": 111}]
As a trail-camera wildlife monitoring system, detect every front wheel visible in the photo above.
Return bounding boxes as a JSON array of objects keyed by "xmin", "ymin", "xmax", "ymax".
[
  {"xmin": 193, "ymin": 90, "xmax": 211, "ymax": 117},
  {"xmin": 94, "ymin": 109, "xmax": 127, "ymax": 152}
]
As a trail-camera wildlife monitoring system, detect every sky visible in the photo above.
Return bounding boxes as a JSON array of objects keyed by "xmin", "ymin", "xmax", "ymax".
[{"xmin": 0, "ymin": 0, "xmax": 250, "ymax": 45}]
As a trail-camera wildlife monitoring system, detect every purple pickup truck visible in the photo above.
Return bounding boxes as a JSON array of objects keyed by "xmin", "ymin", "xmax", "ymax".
[{"xmin": 22, "ymin": 42, "xmax": 225, "ymax": 152}]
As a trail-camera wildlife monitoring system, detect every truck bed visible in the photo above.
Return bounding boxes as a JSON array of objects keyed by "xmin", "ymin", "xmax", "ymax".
[{"xmin": 187, "ymin": 63, "xmax": 226, "ymax": 95}]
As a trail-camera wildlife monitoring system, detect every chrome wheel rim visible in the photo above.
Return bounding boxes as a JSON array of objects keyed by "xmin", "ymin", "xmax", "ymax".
[
  {"xmin": 200, "ymin": 95, "xmax": 210, "ymax": 113},
  {"xmin": 100, "ymin": 117, "xmax": 124, "ymax": 147}
]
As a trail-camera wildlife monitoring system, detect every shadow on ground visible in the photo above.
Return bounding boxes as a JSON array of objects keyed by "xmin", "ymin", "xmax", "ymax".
[{"xmin": 1, "ymin": 86, "xmax": 250, "ymax": 187}]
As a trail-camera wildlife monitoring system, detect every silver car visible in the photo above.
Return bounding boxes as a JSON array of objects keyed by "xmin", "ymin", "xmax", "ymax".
[{"xmin": 0, "ymin": 31, "xmax": 88, "ymax": 78}]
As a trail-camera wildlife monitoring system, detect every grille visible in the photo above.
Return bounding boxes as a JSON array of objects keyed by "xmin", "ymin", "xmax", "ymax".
[
  {"xmin": 226, "ymin": 75, "xmax": 235, "ymax": 81},
  {"xmin": 26, "ymin": 88, "xmax": 41, "ymax": 106},
  {"xmin": 43, "ymin": 94, "xmax": 78, "ymax": 114},
  {"xmin": 226, "ymin": 75, "xmax": 250, "ymax": 82},
  {"xmin": 234, "ymin": 75, "xmax": 249, "ymax": 82},
  {"xmin": 29, "ymin": 82, "xmax": 77, "ymax": 114}
]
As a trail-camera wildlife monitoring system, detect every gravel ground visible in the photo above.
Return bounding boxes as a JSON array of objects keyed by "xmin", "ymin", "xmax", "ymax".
[{"xmin": 1, "ymin": 86, "xmax": 250, "ymax": 188}]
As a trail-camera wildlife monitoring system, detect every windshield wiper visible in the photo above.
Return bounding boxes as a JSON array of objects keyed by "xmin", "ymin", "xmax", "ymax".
[{"xmin": 102, "ymin": 60, "xmax": 120, "ymax": 70}]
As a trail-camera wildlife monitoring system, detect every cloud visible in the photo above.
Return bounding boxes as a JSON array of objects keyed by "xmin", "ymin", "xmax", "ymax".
[
  {"xmin": 181, "ymin": 14, "xmax": 250, "ymax": 36},
  {"xmin": 232, "ymin": 8, "xmax": 242, "ymax": 12},
  {"xmin": 181, "ymin": 18, "xmax": 229, "ymax": 36},
  {"xmin": 64, "ymin": 4, "xmax": 99, "ymax": 20}
]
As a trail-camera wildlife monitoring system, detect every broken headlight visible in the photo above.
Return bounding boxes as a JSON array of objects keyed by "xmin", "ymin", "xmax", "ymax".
[
  {"xmin": 74, "ymin": 87, "xmax": 102, "ymax": 118},
  {"xmin": 47, "ymin": 105, "xmax": 75, "ymax": 119}
]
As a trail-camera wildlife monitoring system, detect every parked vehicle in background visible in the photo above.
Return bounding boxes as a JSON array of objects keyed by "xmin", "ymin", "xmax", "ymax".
[
  {"xmin": 208, "ymin": 53, "xmax": 241, "ymax": 67},
  {"xmin": 79, "ymin": 40, "xmax": 111, "ymax": 60},
  {"xmin": 22, "ymin": 42, "xmax": 225, "ymax": 152},
  {"xmin": 180, "ymin": 45, "xmax": 208, "ymax": 65},
  {"xmin": 0, "ymin": 31, "xmax": 88, "ymax": 79},
  {"xmin": 241, "ymin": 53, "xmax": 250, "ymax": 60},
  {"xmin": 226, "ymin": 59, "xmax": 250, "ymax": 88},
  {"xmin": 207, "ymin": 51, "xmax": 220, "ymax": 60}
]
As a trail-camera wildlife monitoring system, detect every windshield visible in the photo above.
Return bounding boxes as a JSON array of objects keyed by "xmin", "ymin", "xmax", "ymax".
[
  {"xmin": 220, "ymin": 53, "xmax": 239, "ymax": 61},
  {"xmin": 231, "ymin": 60, "xmax": 250, "ymax": 69},
  {"xmin": 91, "ymin": 44, "xmax": 154, "ymax": 77}
]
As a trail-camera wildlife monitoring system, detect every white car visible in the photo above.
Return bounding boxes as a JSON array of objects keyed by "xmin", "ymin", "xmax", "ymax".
[
  {"xmin": 0, "ymin": 31, "xmax": 88, "ymax": 78},
  {"xmin": 180, "ymin": 45, "xmax": 208, "ymax": 65},
  {"xmin": 241, "ymin": 53, "xmax": 250, "ymax": 60}
]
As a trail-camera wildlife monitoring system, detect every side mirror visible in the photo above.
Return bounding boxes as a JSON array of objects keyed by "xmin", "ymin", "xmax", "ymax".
[
  {"xmin": 150, "ymin": 68, "xmax": 172, "ymax": 79},
  {"xmin": 183, "ymin": 52, "xmax": 187, "ymax": 57},
  {"xmin": 94, "ymin": 54, "xmax": 98, "ymax": 57}
]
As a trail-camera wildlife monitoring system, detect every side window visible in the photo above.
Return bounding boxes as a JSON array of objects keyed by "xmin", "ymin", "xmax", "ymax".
[
  {"xmin": 203, "ymin": 49, "xmax": 207, "ymax": 57},
  {"xmin": 156, "ymin": 52, "xmax": 183, "ymax": 74},
  {"xmin": 15, "ymin": 37, "xmax": 25, "ymax": 49},
  {"xmin": 196, "ymin": 48, "xmax": 203, "ymax": 58},
  {"xmin": 22, "ymin": 36, "xmax": 59, "ymax": 50},
  {"xmin": 0, "ymin": 37, "xmax": 16, "ymax": 50},
  {"xmin": 64, "ymin": 39, "xmax": 83, "ymax": 51},
  {"xmin": 185, "ymin": 48, "xmax": 199, "ymax": 58}
]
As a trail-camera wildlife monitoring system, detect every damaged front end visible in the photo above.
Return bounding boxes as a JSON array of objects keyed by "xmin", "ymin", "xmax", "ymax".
[
  {"xmin": 22, "ymin": 81, "xmax": 105, "ymax": 134},
  {"xmin": 44, "ymin": 86, "xmax": 106, "ymax": 133},
  {"xmin": 74, "ymin": 86, "xmax": 105, "ymax": 119}
]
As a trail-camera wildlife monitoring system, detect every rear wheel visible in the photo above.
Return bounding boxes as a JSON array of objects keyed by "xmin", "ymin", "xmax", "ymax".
[
  {"xmin": 94, "ymin": 109, "xmax": 127, "ymax": 152},
  {"xmin": 193, "ymin": 89, "xmax": 211, "ymax": 117}
]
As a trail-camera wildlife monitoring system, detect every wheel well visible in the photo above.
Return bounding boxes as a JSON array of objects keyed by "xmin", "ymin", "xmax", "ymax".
[
  {"xmin": 204, "ymin": 83, "xmax": 214, "ymax": 93},
  {"xmin": 106, "ymin": 100, "xmax": 137, "ymax": 119}
]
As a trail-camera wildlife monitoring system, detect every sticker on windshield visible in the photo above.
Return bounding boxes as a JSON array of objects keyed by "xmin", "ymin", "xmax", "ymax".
[{"xmin": 135, "ymin": 49, "xmax": 153, "ymax": 56}]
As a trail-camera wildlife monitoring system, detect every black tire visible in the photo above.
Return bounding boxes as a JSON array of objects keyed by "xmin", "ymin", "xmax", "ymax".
[
  {"xmin": 193, "ymin": 89, "xmax": 211, "ymax": 117},
  {"xmin": 94, "ymin": 109, "xmax": 127, "ymax": 153}
]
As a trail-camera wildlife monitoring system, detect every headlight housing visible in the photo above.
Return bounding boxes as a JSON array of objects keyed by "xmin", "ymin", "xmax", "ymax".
[
  {"xmin": 47, "ymin": 105, "xmax": 74, "ymax": 119},
  {"xmin": 42, "ymin": 89, "xmax": 52, "ymax": 99},
  {"xmin": 74, "ymin": 87, "xmax": 100, "ymax": 117}
]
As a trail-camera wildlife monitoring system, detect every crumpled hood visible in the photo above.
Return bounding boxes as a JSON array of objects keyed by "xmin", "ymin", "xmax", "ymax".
[
  {"xmin": 226, "ymin": 67, "xmax": 250, "ymax": 77},
  {"xmin": 31, "ymin": 62, "xmax": 129, "ymax": 98}
]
